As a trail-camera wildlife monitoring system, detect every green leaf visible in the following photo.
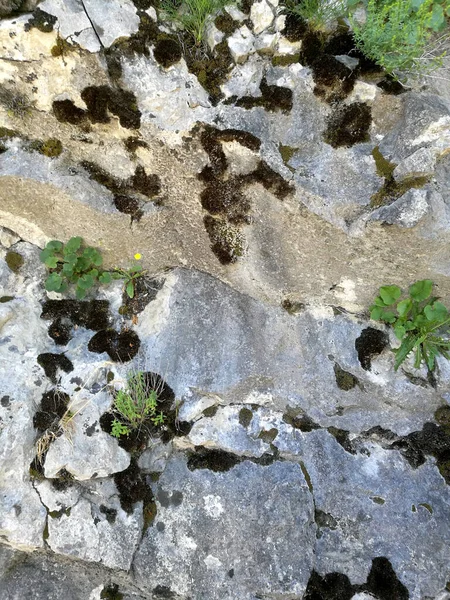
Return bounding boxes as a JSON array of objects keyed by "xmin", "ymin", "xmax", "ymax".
[
  {"xmin": 44, "ymin": 256, "xmax": 59, "ymax": 269},
  {"xmin": 63, "ymin": 236, "xmax": 82, "ymax": 254},
  {"xmin": 46, "ymin": 240, "xmax": 63, "ymax": 251},
  {"xmin": 379, "ymin": 285, "xmax": 402, "ymax": 305},
  {"xmin": 75, "ymin": 286, "xmax": 86, "ymax": 300},
  {"xmin": 373, "ymin": 296, "xmax": 387, "ymax": 307},
  {"xmin": 393, "ymin": 323, "xmax": 406, "ymax": 340},
  {"xmin": 99, "ymin": 272, "xmax": 112, "ymax": 284},
  {"xmin": 380, "ymin": 310, "xmax": 397, "ymax": 323},
  {"xmin": 397, "ymin": 299, "xmax": 412, "ymax": 318},
  {"xmin": 126, "ymin": 281, "xmax": 135, "ymax": 298},
  {"xmin": 414, "ymin": 344, "xmax": 423, "ymax": 369},
  {"xmin": 62, "ymin": 263, "xmax": 74, "ymax": 277},
  {"xmin": 370, "ymin": 306, "xmax": 384, "ymax": 321},
  {"xmin": 410, "ymin": 0, "xmax": 426, "ymax": 8},
  {"xmin": 76, "ymin": 256, "xmax": 90, "ymax": 272},
  {"xmin": 430, "ymin": 4, "xmax": 445, "ymax": 31},
  {"xmin": 394, "ymin": 333, "xmax": 420, "ymax": 370},
  {"xmin": 88, "ymin": 269, "xmax": 99, "ymax": 279},
  {"xmin": 77, "ymin": 274, "xmax": 94, "ymax": 290},
  {"xmin": 45, "ymin": 273, "xmax": 63, "ymax": 292},
  {"xmin": 64, "ymin": 253, "xmax": 78, "ymax": 265},
  {"xmin": 424, "ymin": 301, "xmax": 448, "ymax": 322},
  {"xmin": 39, "ymin": 248, "xmax": 54, "ymax": 263},
  {"xmin": 83, "ymin": 247, "xmax": 103, "ymax": 266},
  {"xmin": 409, "ymin": 279, "xmax": 433, "ymax": 302}
]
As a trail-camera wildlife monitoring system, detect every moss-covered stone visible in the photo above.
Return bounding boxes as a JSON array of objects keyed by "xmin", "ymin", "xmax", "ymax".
[
  {"xmin": 29, "ymin": 138, "xmax": 63, "ymax": 158},
  {"xmin": 5, "ymin": 251, "xmax": 24, "ymax": 273},
  {"xmin": 272, "ymin": 53, "xmax": 300, "ymax": 67}
]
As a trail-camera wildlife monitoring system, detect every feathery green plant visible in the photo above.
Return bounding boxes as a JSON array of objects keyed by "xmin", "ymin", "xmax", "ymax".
[{"xmin": 161, "ymin": 0, "xmax": 231, "ymax": 45}]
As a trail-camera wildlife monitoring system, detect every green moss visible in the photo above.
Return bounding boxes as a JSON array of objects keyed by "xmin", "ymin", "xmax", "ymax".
[
  {"xmin": 51, "ymin": 35, "xmax": 74, "ymax": 57},
  {"xmin": 43, "ymin": 519, "xmax": 49, "ymax": 541},
  {"xmin": 203, "ymin": 216, "xmax": 246, "ymax": 264},
  {"xmin": 0, "ymin": 127, "xmax": 19, "ymax": 139},
  {"xmin": 272, "ymin": 53, "xmax": 301, "ymax": 67},
  {"xmin": 0, "ymin": 296, "xmax": 14, "ymax": 303},
  {"xmin": 418, "ymin": 502, "xmax": 433, "ymax": 514},
  {"xmin": 48, "ymin": 507, "xmax": 71, "ymax": 518},
  {"xmin": 215, "ymin": 13, "xmax": 238, "ymax": 35},
  {"xmin": 203, "ymin": 405, "xmax": 218, "ymax": 418},
  {"xmin": 372, "ymin": 146, "xmax": 396, "ymax": 179},
  {"xmin": 370, "ymin": 174, "xmax": 430, "ymax": 208},
  {"xmin": 282, "ymin": 299, "xmax": 305, "ymax": 314},
  {"xmin": 370, "ymin": 496, "xmax": 385, "ymax": 505},
  {"xmin": 30, "ymin": 138, "xmax": 63, "ymax": 158},
  {"xmin": 100, "ymin": 585, "xmax": 124, "ymax": 600},
  {"xmin": 299, "ymin": 461, "xmax": 313, "ymax": 492},
  {"xmin": 238, "ymin": 407, "xmax": 253, "ymax": 428},
  {"xmin": 435, "ymin": 405, "xmax": 450, "ymax": 430},
  {"xmin": 25, "ymin": 8, "xmax": 57, "ymax": 33},
  {"xmin": 334, "ymin": 363, "xmax": 358, "ymax": 391},
  {"xmin": 258, "ymin": 428, "xmax": 278, "ymax": 443},
  {"xmin": 5, "ymin": 251, "xmax": 24, "ymax": 273}
]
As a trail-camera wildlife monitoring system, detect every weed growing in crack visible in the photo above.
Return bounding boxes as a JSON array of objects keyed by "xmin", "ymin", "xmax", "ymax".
[{"xmin": 370, "ymin": 279, "xmax": 450, "ymax": 372}]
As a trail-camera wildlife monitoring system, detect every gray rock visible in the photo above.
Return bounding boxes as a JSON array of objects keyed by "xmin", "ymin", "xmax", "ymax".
[
  {"xmin": 227, "ymin": 25, "xmax": 255, "ymax": 63},
  {"xmin": 138, "ymin": 441, "xmax": 173, "ymax": 473},
  {"xmin": 47, "ymin": 496, "xmax": 142, "ymax": 569},
  {"xmin": 133, "ymin": 455, "xmax": 315, "ymax": 599},
  {"xmin": 302, "ymin": 429, "xmax": 450, "ymax": 599},
  {"xmin": 394, "ymin": 146, "xmax": 437, "ymax": 180},
  {"xmin": 379, "ymin": 93, "xmax": 450, "ymax": 163},
  {"xmin": 137, "ymin": 268, "xmax": 443, "ymax": 435},
  {"xmin": 44, "ymin": 393, "xmax": 130, "ymax": 480},
  {"xmin": 370, "ymin": 188, "xmax": 429, "ymax": 228}
]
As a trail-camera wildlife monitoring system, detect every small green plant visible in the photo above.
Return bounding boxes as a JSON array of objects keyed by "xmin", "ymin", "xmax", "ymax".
[
  {"xmin": 161, "ymin": 0, "xmax": 231, "ymax": 46},
  {"xmin": 40, "ymin": 237, "xmax": 112, "ymax": 299},
  {"xmin": 110, "ymin": 371, "xmax": 165, "ymax": 438},
  {"xmin": 112, "ymin": 261, "xmax": 146, "ymax": 299},
  {"xmin": 370, "ymin": 279, "xmax": 450, "ymax": 372},
  {"xmin": 285, "ymin": 0, "xmax": 347, "ymax": 31},
  {"xmin": 349, "ymin": 0, "xmax": 450, "ymax": 78}
]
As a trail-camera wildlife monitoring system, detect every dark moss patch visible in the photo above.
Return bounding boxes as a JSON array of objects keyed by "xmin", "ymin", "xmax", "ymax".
[
  {"xmin": 99, "ymin": 505, "xmax": 117, "ymax": 524},
  {"xmin": 124, "ymin": 136, "xmax": 149, "ymax": 154},
  {"xmin": 107, "ymin": 12, "xmax": 160, "ymax": 65},
  {"xmin": 396, "ymin": 422, "xmax": 450, "ymax": 483},
  {"xmin": 33, "ymin": 390, "xmax": 70, "ymax": 432},
  {"xmin": 114, "ymin": 459, "xmax": 156, "ymax": 529},
  {"xmin": 215, "ymin": 12, "xmax": 238, "ymax": 34},
  {"xmin": 200, "ymin": 126, "xmax": 228, "ymax": 177},
  {"xmin": 216, "ymin": 128, "xmax": 261, "ymax": 152},
  {"xmin": 314, "ymin": 509, "xmax": 338, "ymax": 534},
  {"xmin": 334, "ymin": 363, "xmax": 358, "ymax": 391},
  {"xmin": 153, "ymin": 37, "xmax": 182, "ymax": 68},
  {"xmin": 236, "ymin": 77, "xmax": 293, "ymax": 112},
  {"xmin": 323, "ymin": 31, "xmax": 355, "ymax": 55},
  {"xmin": 80, "ymin": 85, "xmax": 141, "ymax": 129},
  {"xmin": 131, "ymin": 165, "xmax": 161, "ymax": 197},
  {"xmin": 52, "ymin": 100, "xmax": 87, "ymax": 125},
  {"xmin": 327, "ymin": 427, "xmax": 356, "ymax": 454},
  {"xmin": 283, "ymin": 12, "xmax": 307, "ymax": 42},
  {"xmin": 24, "ymin": 8, "xmax": 57, "ymax": 33},
  {"xmin": 435, "ymin": 405, "xmax": 450, "ymax": 429},
  {"xmin": 202, "ymin": 405, "xmax": 218, "ymax": 418},
  {"xmin": 201, "ymin": 177, "xmax": 251, "ymax": 223},
  {"xmin": 100, "ymin": 584, "xmax": 124, "ymax": 600},
  {"xmin": 0, "ymin": 88, "xmax": 33, "ymax": 118},
  {"xmin": 81, "ymin": 161, "xmax": 160, "ymax": 205},
  {"xmin": 249, "ymin": 160, "xmax": 293, "ymax": 199},
  {"xmin": 29, "ymin": 138, "xmax": 63, "ymax": 158},
  {"xmin": 185, "ymin": 40, "xmax": 234, "ymax": 104},
  {"xmin": 239, "ymin": 407, "xmax": 253, "ymax": 428},
  {"xmin": 377, "ymin": 76, "xmax": 407, "ymax": 95},
  {"xmin": 0, "ymin": 142, "xmax": 7, "ymax": 154},
  {"xmin": 282, "ymin": 410, "xmax": 320, "ymax": 432},
  {"xmin": 5, "ymin": 251, "xmax": 24, "ymax": 273},
  {"xmin": 152, "ymin": 585, "xmax": 177, "ymax": 599},
  {"xmin": 323, "ymin": 102, "xmax": 372, "ymax": 148},
  {"xmin": 203, "ymin": 216, "xmax": 246, "ymax": 264},
  {"xmin": 259, "ymin": 428, "xmax": 278, "ymax": 443},
  {"xmin": 187, "ymin": 448, "xmax": 242, "ymax": 472},
  {"xmin": 120, "ymin": 276, "xmax": 165, "ymax": 317},
  {"xmin": 48, "ymin": 318, "xmax": 72, "ymax": 346},
  {"xmin": 282, "ymin": 298, "xmax": 305, "ymax": 314},
  {"xmin": 312, "ymin": 54, "xmax": 356, "ymax": 104},
  {"xmin": 355, "ymin": 327, "xmax": 388, "ymax": 370},
  {"xmin": 37, "ymin": 353, "xmax": 74, "ymax": 384},
  {"xmin": 41, "ymin": 299, "xmax": 110, "ymax": 331},
  {"xmin": 88, "ymin": 329, "xmax": 140, "ymax": 362},
  {"xmin": 299, "ymin": 29, "xmax": 325, "ymax": 66},
  {"xmin": 0, "ymin": 296, "xmax": 14, "ymax": 303}
]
